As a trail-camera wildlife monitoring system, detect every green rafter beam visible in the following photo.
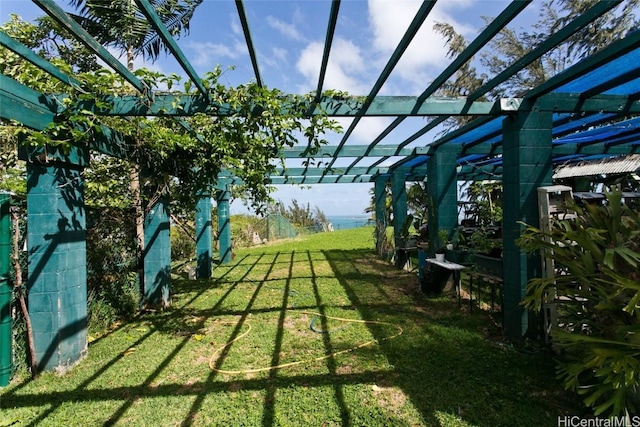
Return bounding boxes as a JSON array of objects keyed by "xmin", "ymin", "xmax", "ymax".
[
  {"xmin": 235, "ymin": 0, "xmax": 263, "ymax": 87},
  {"xmin": 468, "ymin": 0, "xmax": 622, "ymax": 102},
  {"xmin": 273, "ymin": 166, "xmax": 389, "ymax": 177},
  {"xmin": 280, "ymin": 144, "xmax": 416, "ymax": 158},
  {"xmin": 326, "ymin": 1, "xmax": 436, "ymax": 169},
  {"xmin": 0, "ymin": 74, "xmax": 57, "ymax": 130},
  {"xmin": 135, "ymin": 0, "xmax": 209, "ymax": 98},
  {"xmin": 269, "ymin": 175, "xmax": 377, "ymax": 185},
  {"xmin": 389, "ymin": 0, "xmax": 621, "ymax": 165},
  {"xmin": 33, "ymin": 0, "xmax": 148, "ymax": 94},
  {"xmin": 314, "ymin": 0, "xmax": 340, "ymax": 103},
  {"xmin": 0, "ymin": 75, "xmax": 133, "ymax": 158},
  {"xmin": 342, "ymin": 1, "xmax": 529, "ymax": 175},
  {"xmin": 525, "ymin": 27, "xmax": 640, "ymax": 100},
  {"xmin": 63, "ymin": 94, "xmax": 500, "ymax": 116},
  {"xmin": 0, "ymin": 31, "xmax": 82, "ymax": 87}
]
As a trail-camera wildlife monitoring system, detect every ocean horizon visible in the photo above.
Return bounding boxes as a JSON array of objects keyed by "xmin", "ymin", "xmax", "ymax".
[{"xmin": 326, "ymin": 215, "xmax": 372, "ymax": 231}]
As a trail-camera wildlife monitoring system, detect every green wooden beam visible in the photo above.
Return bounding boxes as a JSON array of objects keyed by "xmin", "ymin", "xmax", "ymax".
[
  {"xmin": 61, "ymin": 94, "xmax": 501, "ymax": 117},
  {"xmin": 526, "ymin": 26, "xmax": 640, "ymax": 100},
  {"xmin": 33, "ymin": 0, "xmax": 148, "ymax": 94},
  {"xmin": 469, "ymin": 0, "xmax": 622, "ymax": 102},
  {"xmin": 281, "ymin": 144, "xmax": 415, "ymax": 158},
  {"xmin": 371, "ymin": 1, "xmax": 529, "ymax": 164},
  {"xmin": 325, "ymin": 1, "xmax": 436, "ymax": 170},
  {"xmin": 416, "ymin": 0, "xmax": 530, "ymax": 105},
  {"xmin": 314, "ymin": 0, "xmax": 340, "ymax": 103},
  {"xmin": 534, "ymin": 93, "xmax": 640, "ymax": 114},
  {"xmin": 235, "ymin": 0, "xmax": 263, "ymax": 88},
  {"xmin": 135, "ymin": 0, "xmax": 209, "ymax": 98},
  {"xmin": 0, "ymin": 75, "xmax": 134, "ymax": 158},
  {"xmin": 0, "ymin": 31, "xmax": 81, "ymax": 87},
  {"xmin": 274, "ymin": 166, "xmax": 388, "ymax": 177},
  {"xmin": 0, "ymin": 75, "xmax": 58, "ymax": 129},
  {"xmin": 269, "ymin": 175, "xmax": 376, "ymax": 184},
  {"xmin": 553, "ymin": 142, "xmax": 640, "ymax": 156}
]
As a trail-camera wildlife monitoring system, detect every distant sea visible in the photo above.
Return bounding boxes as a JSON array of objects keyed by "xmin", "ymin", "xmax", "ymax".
[{"xmin": 326, "ymin": 215, "xmax": 372, "ymax": 231}]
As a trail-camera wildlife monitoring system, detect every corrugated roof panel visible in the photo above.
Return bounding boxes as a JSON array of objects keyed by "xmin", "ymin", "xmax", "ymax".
[{"xmin": 553, "ymin": 154, "xmax": 640, "ymax": 178}]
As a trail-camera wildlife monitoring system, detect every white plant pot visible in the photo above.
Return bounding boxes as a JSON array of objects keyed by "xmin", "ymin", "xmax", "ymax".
[{"xmin": 435, "ymin": 253, "xmax": 445, "ymax": 262}]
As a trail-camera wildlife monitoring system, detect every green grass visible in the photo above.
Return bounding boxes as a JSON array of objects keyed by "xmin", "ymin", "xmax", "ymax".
[{"xmin": 0, "ymin": 227, "xmax": 578, "ymax": 426}]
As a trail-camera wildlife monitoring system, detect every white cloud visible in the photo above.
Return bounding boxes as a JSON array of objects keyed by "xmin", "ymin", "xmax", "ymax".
[
  {"xmin": 296, "ymin": 37, "xmax": 369, "ymax": 94},
  {"xmin": 230, "ymin": 17, "xmax": 242, "ymax": 36},
  {"xmin": 333, "ymin": 117, "xmax": 394, "ymax": 144},
  {"xmin": 368, "ymin": 0, "xmax": 476, "ymax": 81},
  {"xmin": 267, "ymin": 15, "xmax": 306, "ymax": 42},
  {"xmin": 185, "ymin": 40, "xmax": 247, "ymax": 67},
  {"xmin": 272, "ymin": 47, "xmax": 288, "ymax": 63}
]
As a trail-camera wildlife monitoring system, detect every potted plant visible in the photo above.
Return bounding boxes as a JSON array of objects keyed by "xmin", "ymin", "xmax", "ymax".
[
  {"xmin": 470, "ymin": 228, "xmax": 503, "ymax": 277},
  {"xmin": 435, "ymin": 228, "xmax": 450, "ymax": 262},
  {"xmin": 398, "ymin": 214, "xmax": 417, "ymax": 248},
  {"xmin": 444, "ymin": 230, "xmax": 474, "ymax": 265}
]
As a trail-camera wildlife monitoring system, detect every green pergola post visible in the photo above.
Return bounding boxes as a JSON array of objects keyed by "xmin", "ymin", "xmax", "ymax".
[
  {"xmin": 427, "ymin": 145, "xmax": 460, "ymax": 255},
  {"xmin": 391, "ymin": 170, "xmax": 408, "ymax": 268},
  {"xmin": 216, "ymin": 178, "xmax": 232, "ymax": 264},
  {"xmin": 24, "ymin": 146, "xmax": 88, "ymax": 371},
  {"xmin": 502, "ymin": 108, "xmax": 553, "ymax": 340},
  {"xmin": 374, "ymin": 176, "xmax": 388, "ymax": 253},
  {"xmin": 143, "ymin": 192, "xmax": 171, "ymax": 307},
  {"xmin": 0, "ymin": 193, "xmax": 11, "ymax": 386},
  {"xmin": 195, "ymin": 192, "xmax": 212, "ymax": 279}
]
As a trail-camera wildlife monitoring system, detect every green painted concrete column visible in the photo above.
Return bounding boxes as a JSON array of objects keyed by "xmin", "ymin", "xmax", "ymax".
[
  {"xmin": 391, "ymin": 170, "xmax": 408, "ymax": 268},
  {"xmin": 216, "ymin": 178, "xmax": 232, "ymax": 264},
  {"xmin": 427, "ymin": 145, "xmax": 460, "ymax": 256},
  {"xmin": 195, "ymin": 192, "xmax": 212, "ymax": 279},
  {"xmin": 1, "ymin": 193, "xmax": 11, "ymax": 385},
  {"xmin": 24, "ymin": 146, "xmax": 88, "ymax": 371},
  {"xmin": 502, "ymin": 108, "xmax": 553, "ymax": 340},
  {"xmin": 143, "ymin": 193, "xmax": 171, "ymax": 307},
  {"xmin": 374, "ymin": 176, "xmax": 388, "ymax": 253}
]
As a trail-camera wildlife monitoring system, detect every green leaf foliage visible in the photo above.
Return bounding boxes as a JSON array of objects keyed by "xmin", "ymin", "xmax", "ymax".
[{"xmin": 517, "ymin": 189, "xmax": 640, "ymax": 416}]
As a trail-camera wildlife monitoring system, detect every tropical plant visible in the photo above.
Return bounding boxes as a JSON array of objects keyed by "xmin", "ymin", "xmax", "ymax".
[
  {"xmin": 517, "ymin": 189, "xmax": 640, "ymax": 416},
  {"xmin": 365, "ymin": 180, "xmax": 393, "ymax": 224}
]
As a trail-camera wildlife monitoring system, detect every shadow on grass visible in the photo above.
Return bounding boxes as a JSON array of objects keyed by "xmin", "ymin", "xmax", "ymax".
[{"xmin": 0, "ymin": 246, "xmax": 578, "ymax": 427}]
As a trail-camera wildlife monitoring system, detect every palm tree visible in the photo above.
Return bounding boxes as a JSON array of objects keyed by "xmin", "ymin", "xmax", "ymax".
[
  {"xmin": 68, "ymin": 0, "xmax": 203, "ymax": 69},
  {"xmin": 67, "ymin": 0, "xmax": 203, "ymax": 297}
]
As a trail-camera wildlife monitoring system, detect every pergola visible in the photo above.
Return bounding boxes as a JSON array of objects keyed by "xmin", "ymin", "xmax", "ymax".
[{"xmin": 1, "ymin": 0, "xmax": 639, "ymax": 375}]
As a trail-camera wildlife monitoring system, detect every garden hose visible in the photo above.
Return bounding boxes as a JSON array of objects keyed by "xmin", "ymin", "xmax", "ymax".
[{"xmin": 208, "ymin": 312, "xmax": 403, "ymax": 375}]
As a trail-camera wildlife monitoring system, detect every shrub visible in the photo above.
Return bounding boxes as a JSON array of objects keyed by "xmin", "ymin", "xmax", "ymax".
[
  {"xmin": 171, "ymin": 226, "xmax": 195, "ymax": 261},
  {"xmin": 86, "ymin": 207, "xmax": 139, "ymax": 332},
  {"xmin": 517, "ymin": 189, "xmax": 640, "ymax": 416}
]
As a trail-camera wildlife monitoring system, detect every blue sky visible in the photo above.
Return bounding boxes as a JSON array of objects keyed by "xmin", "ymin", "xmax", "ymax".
[{"xmin": 2, "ymin": 0, "xmax": 538, "ymax": 216}]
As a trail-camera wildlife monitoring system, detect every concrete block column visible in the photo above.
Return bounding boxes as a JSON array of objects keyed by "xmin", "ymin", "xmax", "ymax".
[
  {"xmin": 1, "ymin": 193, "xmax": 11, "ymax": 385},
  {"xmin": 374, "ymin": 176, "xmax": 389, "ymax": 253},
  {"xmin": 216, "ymin": 178, "xmax": 232, "ymax": 265},
  {"xmin": 502, "ymin": 108, "xmax": 553, "ymax": 340},
  {"xmin": 427, "ymin": 145, "xmax": 460, "ymax": 256},
  {"xmin": 143, "ymin": 194, "xmax": 171, "ymax": 307},
  {"xmin": 24, "ymin": 147, "xmax": 88, "ymax": 371},
  {"xmin": 391, "ymin": 170, "xmax": 408, "ymax": 268},
  {"xmin": 195, "ymin": 193, "xmax": 212, "ymax": 279}
]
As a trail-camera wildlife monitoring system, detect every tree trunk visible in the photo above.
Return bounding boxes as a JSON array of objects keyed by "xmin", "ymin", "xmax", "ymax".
[
  {"xmin": 127, "ymin": 43, "xmax": 145, "ymax": 298},
  {"xmin": 10, "ymin": 208, "xmax": 38, "ymax": 379}
]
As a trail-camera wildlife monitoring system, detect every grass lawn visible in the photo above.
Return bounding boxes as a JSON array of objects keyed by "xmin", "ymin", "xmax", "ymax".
[{"xmin": 0, "ymin": 227, "xmax": 579, "ymax": 426}]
